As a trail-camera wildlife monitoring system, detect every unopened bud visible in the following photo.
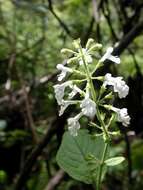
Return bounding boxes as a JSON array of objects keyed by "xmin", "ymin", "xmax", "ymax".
[
  {"xmin": 103, "ymin": 92, "xmax": 113, "ymax": 100},
  {"xmin": 88, "ymin": 43, "xmax": 102, "ymax": 52},
  {"xmin": 61, "ymin": 48, "xmax": 75, "ymax": 54},
  {"xmin": 94, "ymin": 76, "xmax": 104, "ymax": 81},
  {"xmin": 67, "ymin": 57, "xmax": 78, "ymax": 64},
  {"xmin": 86, "ymin": 38, "xmax": 94, "ymax": 49},
  {"xmin": 99, "ymin": 84, "xmax": 106, "ymax": 95},
  {"xmin": 72, "ymin": 38, "xmax": 81, "ymax": 49},
  {"xmin": 103, "ymin": 104, "xmax": 112, "ymax": 110}
]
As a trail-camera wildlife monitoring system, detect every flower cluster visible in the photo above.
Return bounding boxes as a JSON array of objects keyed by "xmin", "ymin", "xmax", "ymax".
[
  {"xmin": 54, "ymin": 80, "xmax": 96, "ymax": 136},
  {"xmin": 54, "ymin": 38, "xmax": 130, "ymax": 136}
]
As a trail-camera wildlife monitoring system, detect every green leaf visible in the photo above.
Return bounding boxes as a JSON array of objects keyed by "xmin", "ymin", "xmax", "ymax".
[
  {"xmin": 104, "ymin": 156, "xmax": 125, "ymax": 166},
  {"xmin": 56, "ymin": 129, "xmax": 105, "ymax": 184}
]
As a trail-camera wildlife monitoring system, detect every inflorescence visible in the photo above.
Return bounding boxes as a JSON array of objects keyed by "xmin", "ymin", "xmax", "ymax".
[{"xmin": 54, "ymin": 38, "xmax": 130, "ymax": 137}]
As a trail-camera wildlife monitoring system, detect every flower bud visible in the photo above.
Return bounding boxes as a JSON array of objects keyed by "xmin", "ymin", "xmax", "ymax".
[
  {"xmin": 67, "ymin": 57, "xmax": 78, "ymax": 64},
  {"xmin": 61, "ymin": 48, "xmax": 75, "ymax": 54},
  {"xmin": 72, "ymin": 38, "xmax": 81, "ymax": 49},
  {"xmin": 103, "ymin": 92, "xmax": 113, "ymax": 100},
  {"xmin": 94, "ymin": 76, "xmax": 104, "ymax": 81},
  {"xmin": 103, "ymin": 104, "xmax": 113, "ymax": 110},
  {"xmin": 88, "ymin": 43, "xmax": 102, "ymax": 52},
  {"xmin": 99, "ymin": 84, "xmax": 106, "ymax": 96},
  {"xmin": 86, "ymin": 38, "xmax": 94, "ymax": 49}
]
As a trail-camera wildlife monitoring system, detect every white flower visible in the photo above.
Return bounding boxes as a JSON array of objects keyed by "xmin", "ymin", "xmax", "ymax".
[
  {"xmin": 53, "ymin": 81, "xmax": 72, "ymax": 105},
  {"xmin": 67, "ymin": 113, "xmax": 83, "ymax": 136},
  {"xmin": 79, "ymin": 48, "xmax": 92, "ymax": 65},
  {"xmin": 59, "ymin": 100, "xmax": 77, "ymax": 116},
  {"xmin": 113, "ymin": 78, "xmax": 129, "ymax": 98},
  {"xmin": 57, "ymin": 64, "xmax": 73, "ymax": 81},
  {"xmin": 103, "ymin": 73, "xmax": 115, "ymax": 87},
  {"xmin": 68, "ymin": 85, "xmax": 83, "ymax": 99},
  {"xmin": 117, "ymin": 108, "xmax": 131, "ymax": 126},
  {"xmin": 104, "ymin": 73, "xmax": 129, "ymax": 98},
  {"xmin": 99, "ymin": 47, "xmax": 120, "ymax": 64},
  {"xmin": 80, "ymin": 97, "xmax": 96, "ymax": 119},
  {"xmin": 112, "ymin": 107, "xmax": 130, "ymax": 126}
]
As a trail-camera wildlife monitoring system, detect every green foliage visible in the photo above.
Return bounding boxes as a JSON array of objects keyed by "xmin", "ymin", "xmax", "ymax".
[
  {"xmin": 0, "ymin": 129, "xmax": 29, "ymax": 147},
  {"xmin": 56, "ymin": 129, "xmax": 106, "ymax": 184}
]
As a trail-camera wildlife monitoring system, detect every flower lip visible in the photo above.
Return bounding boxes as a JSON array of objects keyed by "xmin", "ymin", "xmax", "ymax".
[
  {"xmin": 68, "ymin": 85, "xmax": 83, "ymax": 99},
  {"xmin": 99, "ymin": 47, "xmax": 120, "ymax": 64},
  {"xmin": 56, "ymin": 64, "xmax": 73, "ymax": 81}
]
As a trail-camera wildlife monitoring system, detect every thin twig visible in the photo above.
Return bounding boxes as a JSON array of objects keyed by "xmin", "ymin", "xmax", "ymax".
[
  {"xmin": 102, "ymin": 0, "xmax": 118, "ymax": 41},
  {"xmin": 21, "ymin": 82, "xmax": 39, "ymax": 144},
  {"xmin": 47, "ymin": 0, "xmax": 71, "ymax": 36},
  {"xmin": 44, "ymin": 170, "xmax": 65, "ymax": 190},
  {"xmin": 113, "ymin": 20, "xmax": 143, "ymax": 56}
]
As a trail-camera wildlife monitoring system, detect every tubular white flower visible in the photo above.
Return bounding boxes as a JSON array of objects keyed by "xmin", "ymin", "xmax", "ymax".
[
  {"xmin": 68, "ymin": 85, "xmax": 84, "ymax": 99},
  {"xmin": 103, "ymin": 73, "xmax": 115, "ymax": 87},
  {"xmin": 57, "ymin": 64, "xmax": 73, "ymax": 81},
  {"xmin": 113, "ymin": 78, "xmax": 129, "ymax": 98},
  {"xmin": 59, "ymin": 100, "xmax": 77, "ymax": 116},
  {"xmin": 99, "ymin": 47, "xmax": 120, "ymax": 64},
  {"xmin": 117, "ymin": 108, "xmax": 131, "ymax": 126},
  {"xmin": 53, "ymin": 81, "xmax": 72, "ymax": 105},
  {"xmin": 67, "ymin": 113, "xmax": 83, "ymax": 136},
  {"xmin": 104, "ymin": 73, "xmax": 129, "ymax": 98},
  {"xmin": 112, "ymin": 107, "xmax": 130, "ymax": 127},
  {"xmin": 80, "ymin": 97, "xmax": 96, "ymax": 119},
  {"xmin": 79, "ymin": 48, "xmax": 92, "ymax": 65}
]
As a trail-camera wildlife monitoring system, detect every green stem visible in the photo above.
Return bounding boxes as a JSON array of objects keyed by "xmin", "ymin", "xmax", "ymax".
[
  {"xmin": 79, "ymin": 46, "xmax": 109, "ymax": 140},
  {"xmin": 96, "ymin": 143, "xmax": 108, "ymax": 190},
  {"xmin": 79, "ymin": 46, "xmax": 110, "ymax": 190},
  {"xmin": 79, "ymin": 46, "xmax": 96, "ymax": 100},
  {"xmin": 96, "ymin": 107, "xmax": 110, "ymax": 140}
]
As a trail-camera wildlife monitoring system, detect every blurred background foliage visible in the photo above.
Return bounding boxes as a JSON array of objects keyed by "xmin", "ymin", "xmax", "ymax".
[{"xmin": 0, "ymin": 0, "xmax": 143, "ymax": 190}]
